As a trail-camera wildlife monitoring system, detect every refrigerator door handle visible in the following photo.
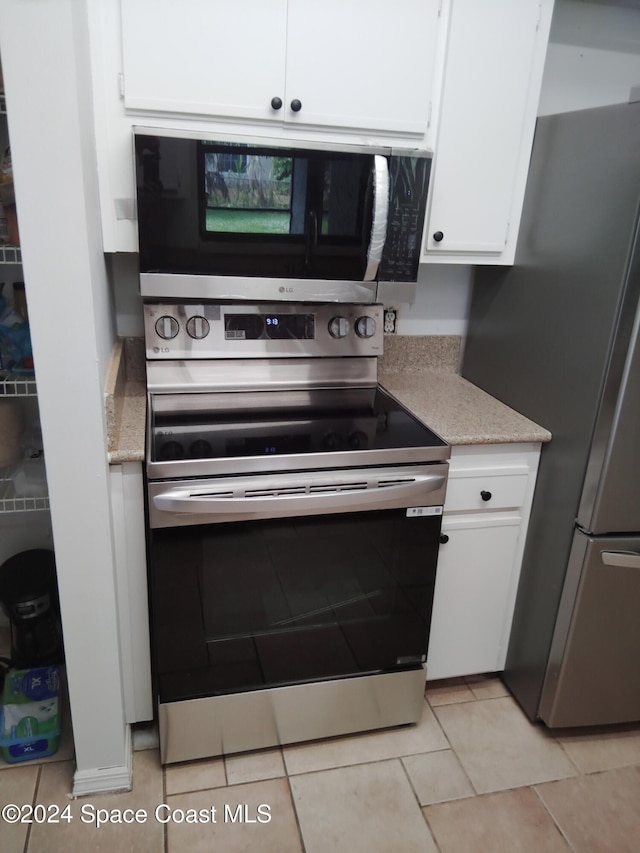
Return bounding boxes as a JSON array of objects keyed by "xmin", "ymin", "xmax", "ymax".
[{"xmin": 601, "ymin": 550, "xmax": 640, "ymax": 569}]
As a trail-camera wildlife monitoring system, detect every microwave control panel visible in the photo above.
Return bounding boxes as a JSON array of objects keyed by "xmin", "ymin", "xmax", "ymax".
[{"xmin": 378, "ymin": 153, "xmax": 432, "ymax": 282}]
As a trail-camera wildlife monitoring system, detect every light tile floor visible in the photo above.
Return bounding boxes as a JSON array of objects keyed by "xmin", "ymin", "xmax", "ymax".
[{"xmin": 2, "ymin": 674, "xmax": 640, "ymax": 852}]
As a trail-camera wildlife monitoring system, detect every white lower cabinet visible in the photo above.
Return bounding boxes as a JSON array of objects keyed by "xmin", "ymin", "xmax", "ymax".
[
  {"xmin": 427, "ymin": 443, "xmax": 541, "ymax": 681},
  {"xmin": 427, "ymin": 515, "xmax": 522, "ymax": 680}
]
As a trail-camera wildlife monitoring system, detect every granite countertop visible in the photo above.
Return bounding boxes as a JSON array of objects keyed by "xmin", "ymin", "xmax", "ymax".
[
  {"xmin": 104, "ymin": 334, "xmax": 551, "ymax": 465},
  {"xmin": 379, "ymin": 371, "xmax": 551, "ymax": 445},
  {"xmin": 105, "ymin": 338, "xmax": 146, "ymax": 464},
  {"xmin": 378, "ymin": 335, "xmax": 551, "ymax": 446}
]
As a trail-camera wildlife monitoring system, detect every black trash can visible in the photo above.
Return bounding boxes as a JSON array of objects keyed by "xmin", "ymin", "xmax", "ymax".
[{"xmin": 0, "ymin": 550, "xmax": 63, "ymax": 668}]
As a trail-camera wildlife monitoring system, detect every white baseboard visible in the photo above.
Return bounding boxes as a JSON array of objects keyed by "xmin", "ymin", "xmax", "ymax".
[{"xmin": 72, "ymin": 725, "xmax": 132, "ymax": 797}]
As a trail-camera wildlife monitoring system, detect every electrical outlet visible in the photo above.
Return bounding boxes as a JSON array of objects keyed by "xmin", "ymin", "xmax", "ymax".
[{"xmin": 384, "ymin": 307, "xmax": 398, "ymax": 334}]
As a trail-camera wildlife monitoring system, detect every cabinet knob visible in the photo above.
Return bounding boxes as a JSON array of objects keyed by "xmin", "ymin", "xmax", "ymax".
[
  {"xmin": 270, "ymin": 97, "xmax": 283, "ymax": 111},
  {"xmin": 433, "ymin": 231, "xmax": 444, "ymax": 243},
  {"xmin": 290, "ymin": 99, "xmax": 302, "ymax": 112},
  {"xmin": 439, "ymin": 533, "xmax": 449, "ymax": 544},
  {"xmin": 480, "ymin": 490, "xmax": 492, "ymax": 502}
]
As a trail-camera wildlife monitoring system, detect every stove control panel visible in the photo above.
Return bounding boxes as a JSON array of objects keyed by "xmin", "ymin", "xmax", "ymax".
[{"xmin": 144, "ymin": 302, "xmax": 384, "ymax": 359}]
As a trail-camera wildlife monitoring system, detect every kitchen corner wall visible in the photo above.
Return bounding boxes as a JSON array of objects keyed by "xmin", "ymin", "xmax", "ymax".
[
  {"xmin": 111, "ymin": 253, "xmax": 143, "ymax": 338},
  {"xmin": 396, "ymin": 264, "xmax": 472, "ymax": 336},
  {"xmin": 539, "ymin": 0, "xmax": 640, "ymax": 117}
]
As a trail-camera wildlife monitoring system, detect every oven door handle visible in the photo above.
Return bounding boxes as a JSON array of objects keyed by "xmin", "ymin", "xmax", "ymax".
[{"xmin": 152, "ymin": 474, "xmax": 446, "ymax": 516}]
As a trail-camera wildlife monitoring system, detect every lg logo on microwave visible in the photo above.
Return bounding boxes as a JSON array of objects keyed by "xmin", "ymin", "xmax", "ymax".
[{"xmin": 279, "ymin": 286, "xmax": 294, "ymax": 294}]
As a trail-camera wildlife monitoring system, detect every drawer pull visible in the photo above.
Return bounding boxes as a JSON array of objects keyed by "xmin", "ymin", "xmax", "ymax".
[
  {"xmin": 439, "ymin": 533, "xmax": 449, "ymax": 545},
  {"xmin": 480, "ymin": 490, "xmax": 493, "ymax": 502}
]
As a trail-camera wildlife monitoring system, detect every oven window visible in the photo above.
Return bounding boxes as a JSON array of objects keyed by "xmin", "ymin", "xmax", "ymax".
[{"xmin": 150, "ymin": 509, "xmax": 441, "ymax": 703}]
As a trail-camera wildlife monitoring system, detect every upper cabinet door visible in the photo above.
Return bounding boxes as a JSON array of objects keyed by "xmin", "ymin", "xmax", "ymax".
[
  {"xmin": 120, "ymin": 0, "xmax": 441, "ymax": 138},
  {"xmin": 424, "ymin": 0, "xmax": 553, "ymax": 262},
  {"xmin": 120, "ymin": 0, "xmax": 289, "ymax": 123},
  {"xmin": 283, "ymin": 0, "xmax": 441, "ymax": 135}
]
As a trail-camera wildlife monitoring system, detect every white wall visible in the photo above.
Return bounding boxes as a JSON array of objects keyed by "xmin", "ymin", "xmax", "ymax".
[
  {"xmin": 397, "ymin": 264, "xmax": 472, "ymax": 336},
  {"xmin": 0, "ymin": 0, "xmax": 130, "ymax": 793},
  {"xmin": 539, "ymin": 0, "xmax": 640, "ymax": 115},
  {"xmin": 111, "ymin": 254, "xmax": 144, "ymax": 338}
]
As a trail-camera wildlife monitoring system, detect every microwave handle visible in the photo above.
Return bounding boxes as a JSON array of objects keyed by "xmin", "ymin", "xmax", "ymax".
[
  {"xmin": 363, "ymin": 155, "xmax": 390, "ymax": 281},
  {"xmin": 304, "ymin": 209, "xmax": 319, "ymax": 272}
]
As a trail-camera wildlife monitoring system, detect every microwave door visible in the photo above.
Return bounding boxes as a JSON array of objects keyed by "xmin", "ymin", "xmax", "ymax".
[
  {"xmin": 364, "ymin": 155, "xmax": 390, "ymax": 281},
  {"xmin": 303, "ymin": 153, "xmax": 375, "ymax": 282}
]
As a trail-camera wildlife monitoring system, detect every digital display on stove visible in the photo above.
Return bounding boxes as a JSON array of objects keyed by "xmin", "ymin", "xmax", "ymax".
[
  {"xmin": 226, "ymin": 435, "xmax": 312, "ymax": 456},
  {"xmin": 224, "ymin": 313, "xmax": 315, "ymax": 340}
]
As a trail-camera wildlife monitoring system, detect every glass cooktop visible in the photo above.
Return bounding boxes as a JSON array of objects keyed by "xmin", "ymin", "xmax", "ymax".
[{"xmin": 149, "ymin": 387, "xmax": 447, "ymax": 465}]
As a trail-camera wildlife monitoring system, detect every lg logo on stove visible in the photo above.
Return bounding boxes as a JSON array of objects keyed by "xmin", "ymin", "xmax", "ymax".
[{"xmin": 153, "ymin": 346, "xmax": 171, "ymax": 353}]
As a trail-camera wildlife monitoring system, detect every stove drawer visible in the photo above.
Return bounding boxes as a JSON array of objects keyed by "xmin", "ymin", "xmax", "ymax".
[{"xmin": 444, "ymin": 472, "xmax": 529, "ymax": 513}]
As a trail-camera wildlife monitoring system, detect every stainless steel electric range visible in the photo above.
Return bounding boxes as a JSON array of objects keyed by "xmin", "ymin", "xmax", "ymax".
[{"xmin": 143, "ymin": 301, "xmax": 449, "ymax": 764}]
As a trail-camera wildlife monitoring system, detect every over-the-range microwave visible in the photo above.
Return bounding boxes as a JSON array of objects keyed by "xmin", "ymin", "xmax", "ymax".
[{"xmin": 134, "ymin": 129, "xmax": 431, "ymax": 304}]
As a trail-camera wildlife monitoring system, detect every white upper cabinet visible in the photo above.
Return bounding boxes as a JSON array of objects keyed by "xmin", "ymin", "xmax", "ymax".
[
  {"xmin": 120, "ymin": 0, "xmax": 289, "ymax": 124},
  {"xmin": 283, "ymin": 0, "xmax": 440, "ymax": 135},
  {"xmin": 119, "ymin": 0, "xmax": 442, "ymax": 137},
  {"xmin": 90, "ymin": 1, "xmax": 555, "ymax": 255},
  {"xmin": 423, "ymin": 0, "xmax": 554, "ymax": 265}
]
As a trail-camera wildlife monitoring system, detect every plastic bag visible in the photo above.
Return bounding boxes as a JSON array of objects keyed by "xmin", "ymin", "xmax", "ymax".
[
  {"xmin": 0, "ymin": 283, "xmax": 33, "ymax": 373},
  {"xmin": 0, "ymin": 147, "xmax": 14, "ymax": 207}
]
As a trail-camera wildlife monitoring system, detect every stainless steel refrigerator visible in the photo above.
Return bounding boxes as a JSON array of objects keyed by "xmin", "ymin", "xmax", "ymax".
[{"xmin": 462, "ymin": 100, "xmax": 640, "ymax": 728}]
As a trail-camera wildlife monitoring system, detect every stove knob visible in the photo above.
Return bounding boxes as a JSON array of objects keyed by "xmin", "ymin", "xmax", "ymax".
[
  {"xmin": 323, "ymin": 432, "xmax": 345, "ymax": 450},
  {"xmin": 188, "ymin": 439, "xmax": 213, "ymax": 458},
  {"xmin": 328, "ymin": 316, "xmax": 350, "ymax": 339},
  {"xmin": 186, "ymin": 315, "xmax": 210, "ymax": 340},
  {"xmin": 355, "ymin": 315, "xmax": 376, "ymax": 339},
  {"xmin": 348, "ymin": 430, "xmax": 369, "ymax": 449},
  {"xmin": 158, "ymin": 440, "xmax": 184, "ymax": 461},
  {"xmin": 155, "ymin": 315, "xmax": 179, "ymax": 340}
]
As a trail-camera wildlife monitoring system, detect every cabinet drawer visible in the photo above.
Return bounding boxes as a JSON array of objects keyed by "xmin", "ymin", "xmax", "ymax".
[{"xmin": 445, "ymin": 473, "xmax": 529, "ymax": 513}]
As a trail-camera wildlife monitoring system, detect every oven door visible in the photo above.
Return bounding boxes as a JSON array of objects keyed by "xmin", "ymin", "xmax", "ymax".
[{"xmin": 148, "ymin": 464, "xmax": 447, "ymax": 706}]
